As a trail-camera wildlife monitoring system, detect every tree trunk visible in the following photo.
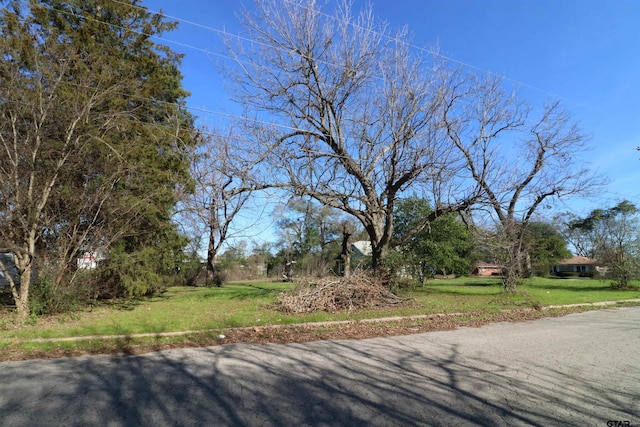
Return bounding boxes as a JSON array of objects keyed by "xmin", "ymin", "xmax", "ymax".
[
  {"xmin": 206, "ymin": 257, "xmax": 217, "ymax": 286},
  {"xmin": 206, "ymin": 221, "xmax": 220, "ymax": 287},
  {"xmin": 367, "ymin": 214, "xmax": 392, "ymax": 273},
  {"xmin": 503, "ymin": 244, "xmax": 523, "ymax": 293},
  {"xmin": 339, "ymin": 225, "xmax": 352, "ymax": 277},
  {"xmin": 206, "ymin": 249, "xmax": 219, "ymax": 287},
  {"xmin": 12, "ymin": 253, "xmax": 34, "ymax": 322},
  {"xmin": 524, "ymin": 250, "xmax": 532, "ymax": 278},
  {"xmin": 371, "ymin": 241, "xmax": 389, "ymax": 272}
]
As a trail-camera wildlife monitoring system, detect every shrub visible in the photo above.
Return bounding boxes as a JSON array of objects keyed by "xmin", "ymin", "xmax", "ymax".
[
  {"xmin": 29, "ymin": 276, "xmax": 82, "ymax": 315},
  {"xmin": 556, "ymin": 271, "xmax": 580, "ymax": 278},
  {"xmin": 175, "ymin": 259, "xmax": 206, "ymax": 287},
  {"xmin": 206, "ymin": 269, "xmax": 228, "ymax": 288}
]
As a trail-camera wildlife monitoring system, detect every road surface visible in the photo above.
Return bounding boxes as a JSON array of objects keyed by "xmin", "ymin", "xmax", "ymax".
[{"xmin": 1, "ymin": 307, "xmax": 639, "ymax": 426}]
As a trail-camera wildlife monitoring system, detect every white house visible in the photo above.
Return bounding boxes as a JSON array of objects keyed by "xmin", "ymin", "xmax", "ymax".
[
  {"xmin": 77, "ymin": 251, "xmax": 105, "ymax": 270},
  {"xmin": 351, "ymin": 241, "xmax": 372, "ymax": 258}
]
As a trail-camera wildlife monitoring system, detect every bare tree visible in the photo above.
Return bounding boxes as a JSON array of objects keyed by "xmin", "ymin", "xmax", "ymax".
[
  {"xmin": 178, "ymin": 129, "xmax": 268, "ymax": 286},
  {"xmin": 442, "ymin": 74, "xmax": 601, "ymax": 291},
  {"xmin": 225, "ymin": 0, "xmax": 478, "ymax": 270}
]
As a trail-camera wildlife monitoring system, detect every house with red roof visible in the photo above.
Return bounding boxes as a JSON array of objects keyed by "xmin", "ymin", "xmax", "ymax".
[{"xmin": 471, "ymin": 262, "xmax": 504, "ymax": 277}]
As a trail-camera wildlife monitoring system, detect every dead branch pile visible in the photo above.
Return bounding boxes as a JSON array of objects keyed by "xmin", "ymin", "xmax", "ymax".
[{"xmin": 273, "ymin": 272, "xmax": 412, "ymax": 313}]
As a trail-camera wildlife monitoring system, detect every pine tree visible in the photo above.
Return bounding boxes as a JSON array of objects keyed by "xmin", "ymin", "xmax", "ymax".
[{"xmin": 0, "ymin": 0, "xmax": 197, "ymax": 319}]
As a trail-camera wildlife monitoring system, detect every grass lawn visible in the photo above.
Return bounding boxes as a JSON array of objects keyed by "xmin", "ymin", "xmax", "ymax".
[
  {"xmin": 418, "ymin": 276, "xmax": 640, "ymax": 308},
  {"xmin": 0, "ymin": 276, "xmax": 638, "ymax": 360}
]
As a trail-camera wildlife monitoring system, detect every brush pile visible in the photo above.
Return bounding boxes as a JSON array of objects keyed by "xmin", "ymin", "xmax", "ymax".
[{"xmin": 273, "ymin": 272, "xmax": 412, "ymax": 313}]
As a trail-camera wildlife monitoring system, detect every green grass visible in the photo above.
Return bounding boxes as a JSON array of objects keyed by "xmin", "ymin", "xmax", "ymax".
[
  {"xmin": 416, "ymin": 276, "xmax": 640, "ymax": 308},
  {"xmin": 522, "ymin": 277, "xmax": 640, "ymax": 305},
  {"xmin": 1, "ymin": 282, "xmax": 292, "ymax": 340},
  {"xmin": 0, "ymin": 276, "xmax": 639, "ymax": 359}
]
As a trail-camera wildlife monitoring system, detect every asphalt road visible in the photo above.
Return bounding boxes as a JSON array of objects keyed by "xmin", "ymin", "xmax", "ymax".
[{"xmin": 1, "ymin": 307, "xmax": 639, "ymax": 426}]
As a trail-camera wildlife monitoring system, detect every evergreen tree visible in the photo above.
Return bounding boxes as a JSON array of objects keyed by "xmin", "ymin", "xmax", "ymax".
[
  {"xmin": 522, "ymin": 221, "xmax": 571, "ymax": 277},
  {"xmin": 392, "ymin": 197, "xmax": 474, "ymax": 283},
  {"xmin": 0, "ymin": 0, "xmax": 197, "ymax": 318}
]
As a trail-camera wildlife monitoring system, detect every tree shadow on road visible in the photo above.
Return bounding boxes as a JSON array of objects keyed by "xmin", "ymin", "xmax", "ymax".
[{"xmin": 0, "ymin": 311, "xmax": 638, "ymax": 426}]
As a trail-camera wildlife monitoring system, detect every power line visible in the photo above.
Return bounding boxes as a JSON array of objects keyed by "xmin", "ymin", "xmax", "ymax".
[
  {"xmin": 12, "ymin": 1, "xmax": 627, "ymax": 143},
  {"xmin": 38, "ymin": 3, "xmax": 346, "ymax": 133},
  {"xmin": 113, "ymin": 0, "xmax": 597, "ymax": 111},
  {"xmin": 41, "ymin": 2, "xmax": 232, "ymax": 60},
  {"xmin": 48, "ymin": 0, "xmax": 606, "ymax": 121},
  {"xmin": 6, "ymin": 3, "xmax": 318, "ymax": 136},
  {"xmin": 279, "ymin": 0, "xmax": 575, "ymax": 102}
]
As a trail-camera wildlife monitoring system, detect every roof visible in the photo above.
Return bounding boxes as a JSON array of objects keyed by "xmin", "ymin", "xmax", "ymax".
[
  {"xmin": 474, "ymin": 262, "xmax": 503, "ymax": 269},
  {"xmin": 558, "ymin": 256, "xmax": 597, "ymax": 265},
  {"xmin": 351, "ymin": 241, "xmax": 372, "ymax": 257}
]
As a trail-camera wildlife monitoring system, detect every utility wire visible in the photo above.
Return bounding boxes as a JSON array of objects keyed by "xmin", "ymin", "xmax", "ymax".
[
  {"xmin": 20, "ymin": 1, "xmax": 630, "ymax": 138},
  {"xmin": 39, "ymin": 3, "xmax": 363, "ymax": 134},
  {"xmin": 108, "ymin": 0, "xmax": 599, "ymax": 111},
  {"xmin": 44, "ymin": 0, "xmax": 613, "ymax": 128}
]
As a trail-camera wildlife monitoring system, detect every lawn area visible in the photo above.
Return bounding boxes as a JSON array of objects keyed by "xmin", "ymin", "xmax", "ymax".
[
  {"xmin": 0, "ymin": 276, "xmax": 638, "ymax": 360},
  {"xmin": 418, "ymin": 276, "xmax": 640, "ymax": 308}
]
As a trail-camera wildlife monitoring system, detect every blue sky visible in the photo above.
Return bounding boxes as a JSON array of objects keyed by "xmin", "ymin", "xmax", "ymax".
[{"xmin": 144, "ymin": 0, "xmax": 639, "ymax": 243}]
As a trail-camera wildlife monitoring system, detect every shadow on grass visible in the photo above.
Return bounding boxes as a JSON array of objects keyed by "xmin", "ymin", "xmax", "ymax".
[
  {"xmin": 455, "ymin": 281, "xmax": 501, "ymax": 287},
  {"xmin": 419, "ymin": 288, "xmax": 503, "ymax": 297},
  {"xmin": 416, "ymin": 282, "xmax": 503, "ymax": 297},
  {"xmin": 92, "ymin": 298, "xmax": 147, "ymax": 312},
  {"xmin": 527, "ymin": 282, "xmax": 626, "ymax": 293},
  {"xmin": 424, "ymin": 278, "xmax": 503, "ymax": 288},
  {"xmin": 198, "ymin": 284, "xmax": 282, "ymax": 300}
]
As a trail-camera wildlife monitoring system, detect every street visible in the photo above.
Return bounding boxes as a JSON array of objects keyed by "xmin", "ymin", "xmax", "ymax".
[{"xmin": 1, "ymin": 307, "xmax": 639, "ymax": 426}]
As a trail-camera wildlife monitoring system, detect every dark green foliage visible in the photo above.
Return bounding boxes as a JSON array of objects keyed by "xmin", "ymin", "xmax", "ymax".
[
  {"xmin": 176, "ymin": 255, "xmax": 206, "ymax": 287},
  {"xmin": 28, "ymin": 273, "xmax": 96, "ymax": 315},
  {"xmin": 391, "ymin": 197, "xmax": 474, "ymax": 284},
  {"xmin": 556, "ymin": 271, "xmax": 592, "ymax": 279},
  {"xmin": 29, "ymin": 277, "xmax": 74, "ymax": 316},
  {"xmin": 523, "ymin": 222, "xmax": 572, "ymax": 277},
  {"xmin": 99, "ymin": 236, "xmax": 186, "ymax": 298},
  {"xmin": 0, "ymin": 0, "xmax": 198, "ymax": 313},
  {"xmin": 40, "ymin": 0, "xmax": 196, "ymax": 298}
]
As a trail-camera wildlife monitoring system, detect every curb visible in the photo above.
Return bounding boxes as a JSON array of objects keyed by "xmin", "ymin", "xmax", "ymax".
[{"xmin": 15, "ymin": 298, "xmax": 640, "ymax": 344}]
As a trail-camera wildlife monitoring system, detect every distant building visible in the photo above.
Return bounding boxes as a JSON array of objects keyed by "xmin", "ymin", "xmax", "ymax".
[
  {"xmin": 77, "ymin": 251, "xmax": 105, "ymax": 270},
  {"xmin": 471, "ymin": 262, "xmax": 504, "ymax": 276},
  {"xmin": 343, "ymin": 240, "xmax": 373, "ymax": 271},
  {"xmin": 551, "ymin": 256, "xmax": 597, "ymax": 276},
  {"xmin": 351, "ymin": 241, "xmax": 372, "ymax": 258}
]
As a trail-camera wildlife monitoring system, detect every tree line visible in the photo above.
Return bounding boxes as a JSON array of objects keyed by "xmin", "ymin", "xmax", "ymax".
[{"xmin": 210, "ymin": 196, "xmax": 576, "ymax": 284}]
